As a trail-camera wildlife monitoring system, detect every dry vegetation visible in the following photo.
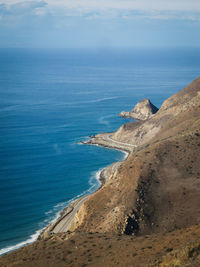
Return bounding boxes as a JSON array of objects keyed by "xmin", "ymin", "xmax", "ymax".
[{"xmin": 1, "ymin": 224, "xmax": 200, "ymax": 267}]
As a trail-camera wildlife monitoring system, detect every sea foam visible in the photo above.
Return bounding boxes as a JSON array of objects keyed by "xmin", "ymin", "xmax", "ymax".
[
  {"xmin": 0, "ymin": 166, "xmax": 104, "ymax": 257},
  {"xmin": 0, "ymin": 229, "xmax": 43, "ymax": 256}
]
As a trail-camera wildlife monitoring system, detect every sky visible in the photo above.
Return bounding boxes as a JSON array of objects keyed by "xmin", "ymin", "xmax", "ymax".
[{"xmin": 0, "ymin": 0, "xmax": 200, "ymax": 48}]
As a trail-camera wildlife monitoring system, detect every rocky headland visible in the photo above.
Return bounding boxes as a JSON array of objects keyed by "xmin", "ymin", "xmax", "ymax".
[
  {"xmin": 1, "ymin": 77, "xmax": 200, "ymax": 266},
  {"xmin": 119, "ymin": 98, "xmax": 159, "ymax": 120}
]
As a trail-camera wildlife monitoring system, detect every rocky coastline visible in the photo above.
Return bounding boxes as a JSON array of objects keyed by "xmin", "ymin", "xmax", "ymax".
[{"xmin": 119, "ymin": 98, "xmax": 159, "ymax": 120}]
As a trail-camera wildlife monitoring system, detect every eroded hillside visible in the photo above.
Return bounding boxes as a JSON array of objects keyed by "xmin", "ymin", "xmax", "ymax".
[{"xmin": 70, "ymin": 77, "xmax": 200, "ymax": 236}]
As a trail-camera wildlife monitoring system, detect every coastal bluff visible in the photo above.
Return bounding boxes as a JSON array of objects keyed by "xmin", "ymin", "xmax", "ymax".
[
  {"xmin": 119, "ymin": 98, "xmax": 159, "ymax": 120},
  {"xmin": 1, "ymin": 77, "xmax": 200, "ymax": 266}
]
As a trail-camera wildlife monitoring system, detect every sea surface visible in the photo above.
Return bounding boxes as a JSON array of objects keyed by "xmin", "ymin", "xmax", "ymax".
[{"xmin": 0, "ymin": 48, "xmax": 200, "ymax": 255}]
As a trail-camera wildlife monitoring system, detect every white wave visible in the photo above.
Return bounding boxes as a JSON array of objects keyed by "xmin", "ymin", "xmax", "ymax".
[
  {"xmin": 89, "ymin": 169, "xmax": 102, "ymax": 190},
  {"xmin": 0, "ymin": 97, "xmax": 118, "ymax": 114},
  {"xmin": 84, "ymin": 96, "xmax": 119, "ymax": 104},
  {"xmin": 95, "ymin": 169, "xmax": 103, "ymax": 182},
  {"xmin": 43, "ymin": 169, "xmax": 102, "ymax": 229},
  {"xmin": 42, "ymin": 96, "xmax": 120, "ymax": 107},
  {"xmin": 0, "ymin": 228, "xmax": 43, "ymax": 256},
  {"xmin": 75, "ymin": 136, "xmax": 90, "ymax": 144},
  {"xmin": 55, "ymin": 124, "xmax": 72, "ymax": 128},
  {"xmin": 45, "ymin": 210, "xmax": 53, "ymax": 215},
  {"xmin": 73, "ymin": 136, "xmax": 96, "ymax": 146},
  {"xmin": 54, "ymin": 202, "xmax": 67, "ymax": 209},
  {"xmin": 0, "ymin": 167, "xmax": 104, "ymax": 257},
  {"xmin": 0, "ymin": 200, "xmax": 72, "ymax": 256},
  {"xmin": 98, "ymin": 114, "xmax": 114, "ymax": 126},
  {"xmin": 122, "ymin": 151, "xmax": 129, "ymax": 160}
]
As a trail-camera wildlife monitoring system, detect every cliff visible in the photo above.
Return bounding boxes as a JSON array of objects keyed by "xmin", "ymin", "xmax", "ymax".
[
  {"xmin": 113, "ymin": 77, "xmax": 200, "ymax": 146},
  {"xmin": 1, "ymin": 77, "xmax": 200, "ymax": 267},
  {"xmin": 119, "ymin": 98, "xmax": 159, "ymax": 120}
]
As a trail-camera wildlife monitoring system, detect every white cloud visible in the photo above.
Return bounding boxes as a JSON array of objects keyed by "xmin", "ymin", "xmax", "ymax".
[
  {"xmin": 42, "ymin": 0, "xmax": 200, "ymax": 12},
  {"xmin": 34, "ymin": 8, "xmax": 47, "ymax": 16},
  {"xmin": 0, "ymin": 0, "xmax": 200, "ymax": 21}
]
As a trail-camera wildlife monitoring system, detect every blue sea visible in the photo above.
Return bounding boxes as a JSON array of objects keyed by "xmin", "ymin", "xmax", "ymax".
[{"xmin": 0, "ymin": 48, "xmax": 200, "ymax": 255}]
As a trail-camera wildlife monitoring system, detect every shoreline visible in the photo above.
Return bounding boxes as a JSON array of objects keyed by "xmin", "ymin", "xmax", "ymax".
[
  {"xmin": 40, "ymin": 136, "xmax": 131, "ymax": 238},
  {"xmin": 81, "ymin": 133, "xmax": 136, "ymax": 153},
  {"xmin": 0, "ymin": 136, "xmax": 131, "ymax": 256}
]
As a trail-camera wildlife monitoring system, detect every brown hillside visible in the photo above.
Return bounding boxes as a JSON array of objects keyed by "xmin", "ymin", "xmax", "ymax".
[
  {"xmin": 1, "ymin": 224, "xmax": 200, "ymax": 266},
  {"xmin": 70, "ymin": 77, "xmax": 200, "ymax": 236},
  {"xmin": 112, "ymin": 76, "xmax": 200, "ymax": 146}
]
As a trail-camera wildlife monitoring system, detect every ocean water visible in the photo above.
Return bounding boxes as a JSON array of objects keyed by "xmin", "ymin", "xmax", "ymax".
[{"xmin": 0, "ymin": 48, "xmax": 200, "ymax": 255}]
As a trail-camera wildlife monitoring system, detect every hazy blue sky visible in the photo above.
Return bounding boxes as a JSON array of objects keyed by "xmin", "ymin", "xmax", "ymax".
[{"xmin": 0, "ymin": 0, "xmax": 200, "ymax": 48}]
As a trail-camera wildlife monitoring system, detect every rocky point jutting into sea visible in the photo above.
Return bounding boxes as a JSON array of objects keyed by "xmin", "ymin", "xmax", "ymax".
[
  {"xmin": 119, "ymin": 98, "xmax": 159, "ymax": 121},
  {"xmin": 1, "ymin": 77, "xmax": 200, "ymax": 266}
]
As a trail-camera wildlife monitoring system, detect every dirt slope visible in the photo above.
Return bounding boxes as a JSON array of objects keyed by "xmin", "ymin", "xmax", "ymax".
[{"xmin": 1, "ymin": 224, "xmax": 200, "ymax": 267}]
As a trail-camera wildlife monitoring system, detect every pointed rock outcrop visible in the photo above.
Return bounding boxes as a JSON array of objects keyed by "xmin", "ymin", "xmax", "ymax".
[{"xmin": 119, "ymin": 98, "xmax": 159, "ymax": 120}]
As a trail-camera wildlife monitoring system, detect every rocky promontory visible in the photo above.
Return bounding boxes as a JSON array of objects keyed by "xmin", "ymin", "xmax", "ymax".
[{"xmin": 119, "ymin": 98, "xmax": 159, "ymax": 120}]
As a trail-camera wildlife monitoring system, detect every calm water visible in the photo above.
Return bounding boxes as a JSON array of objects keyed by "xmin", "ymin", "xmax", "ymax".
[{"xmin": 0, "ymin": 48, "xmax": 200, "ymax": 255}]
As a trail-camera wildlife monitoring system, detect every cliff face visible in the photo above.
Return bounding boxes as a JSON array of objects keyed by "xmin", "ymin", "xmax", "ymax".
[{"xmin": 119, "ymin": 98, "xmax": 159, "ymax": 120}]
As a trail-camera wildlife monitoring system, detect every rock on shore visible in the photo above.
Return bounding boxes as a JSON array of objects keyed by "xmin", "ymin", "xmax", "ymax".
[{"xmin": 119, "ymin": 98, "xmax": 159, "ymax": 120}]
